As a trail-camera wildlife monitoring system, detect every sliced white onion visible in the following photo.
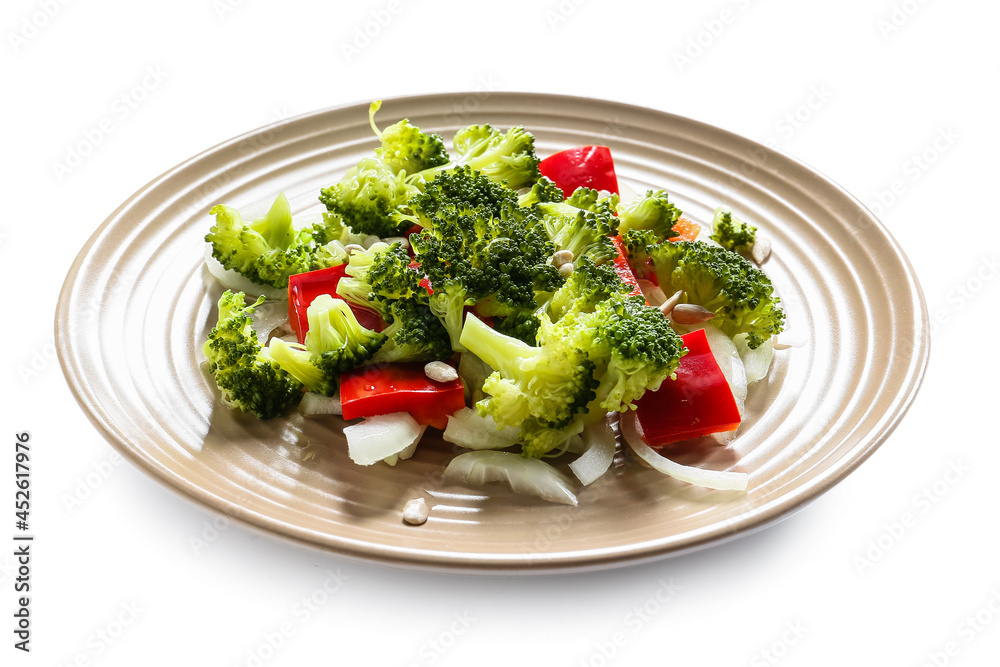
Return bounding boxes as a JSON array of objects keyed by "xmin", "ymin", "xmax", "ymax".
[
  {"xmin": 697, "ymin": 325, "xmax": 747, "ymax": 416},
  {"xmin": 616, "ymin": 181, "xmax": 641, "ymax": 206},
  {"xmin": 203, "ymin": 244, "xmax": 286, "ymax": 301},
  {"xmin": 620, "ymin": 413, "xmax": 748, "ymax": 491},
  {"xmin": 569, "ymin": 417, "xmax": 616, "ymax": 486},
  {"xmin": 382, "ymin": 438, "xmax": 421, "ymax": 467},
  {"xmin": 733, "ymin": 334, "xmax": 774, "ymax": 385},
  {"xmin": 442, "ymin": 408, "xmax": 520, "ymax": 450},
  {"xmin": 251, "ymin": 298, "xmax": 291, "ymax": 344},
  {"xmin": 443, "ymin": 451, "xmax": 578, "ymax": 505},
  {"xmin": 298, "ymin": 392, "xmax": 342, "ymax": 417},
  {"xmin": 344, "ymin": 413, "xmax": 425, "ymax": 466}
]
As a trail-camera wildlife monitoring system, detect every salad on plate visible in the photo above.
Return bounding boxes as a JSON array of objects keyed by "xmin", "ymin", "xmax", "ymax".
[{"xmin": 200, "ymin": 100, "xmax": 785, "ymax": 507}]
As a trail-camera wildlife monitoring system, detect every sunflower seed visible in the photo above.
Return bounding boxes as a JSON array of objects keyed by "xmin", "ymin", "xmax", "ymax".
[
  {"xmin": 751, "ymin": 236, "xmax": 772, "ymax": 265},
  {"xmin": 402, "ymin": 498, "xmax": 429, "ymax": 525},
  {"xmin": 552, "ymin": 249, "xmax": 575, "ymax": 267},
  {"xmin": 424, "ymin": 360, "xmax": 459, "ymax": 383},
  {"xmin": 558, "ymin": 262, "xmax": 575, "ymax": 278},
  {"xmin": 671, "ymin": 303, "xmax": 716, "ymax": 324},
  {"xmin": 658, "ymin": 290, "xmax": 684, "ymax": 317}
]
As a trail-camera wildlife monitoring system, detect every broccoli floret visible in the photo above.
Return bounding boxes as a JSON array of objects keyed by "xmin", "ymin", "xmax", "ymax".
[
  {"xmin": 206, "ymin": 193, "xmax": 341, "ymax": 289},
  {"xmin": 452, "ymin": 124, "xmax": 541, "ymax": 189},
  {"xmin": 536, "ymin": 192, "xmax": 619, "ymax": 265},
  {"xmin": 493, "ymin": 309, "xmax": 542, "ymax": 345},
  {"xmin": 518, "ymin": 419, "xmax": 586, "ymax": 460},
  {"xmin": 410, "ymin": 165, "xmax": 518, "ymax": 226},
  {"xmin": 617, "ymin": 189, "xmax": 682, "ymax": 241},
  {"xmin": 304, "ymin": 294, "xmax": 387, "ymax": 376},
  {"xmin": 460, "ymin": 313, "xmax": 599, "ymax": 454},
  {"xmin": 267, "ymin": 294, "xmax": 387, "ymax": 395},
  {"xmin": 335, "ymin": 242, "xmax": 420, "ymax": 319},
  {"xmin": 517, "ymin": 176, "xmax": 565, "ymax": 207},
  {"xmin": 563, "ymin": 294, "xmax": 686, "ymax": 412},
  {"xmin": 545, "ymin": 256, "xmax": 631, "ymax": 321},
  {"xmin": 266, "ymin": 338, "xmax": 336, "ymax": 396},
  {"xmin": 203, "ymin": 291, "xmax": 303, "ymax": 418},
  {"xmin": 410, "ymin": 199, "xmax": 562, "ymax": 330},
  {"xmin": 626, "ymin": 233, "xmax": 784, "ymax": 348},
  {"xmin": 412, "ymin": 124, "xmax": 541, "ymax": 189},
  {"xmin": 565, "ymin": 187, "xmax": 620, "ymax": 218},
  {"xmin": 426, "ymin": 278, "xmax": 469, "ymax": 352},
  {"xmin": 710, "ymin": 205, "xmax": 757, "ymax": 257},
  {"xmin": 372, "ymin": 297, "xmax": 453, "ymax": 363},
  {"xmin": 268, "ymin": 294, "xmax": 386, "ymax": 396},
  {"xmin": 318, "ymin": 157, "xmax": 419, "ymax": 238},
  {"xmin": 368, "ymin": 100, "xmax": 450, "ymax": 175}
]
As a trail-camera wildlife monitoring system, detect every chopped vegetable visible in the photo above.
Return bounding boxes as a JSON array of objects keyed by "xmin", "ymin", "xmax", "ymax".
[
  {"xmin": 539, "ymin": 145, "xmax": 619, "ymax": 196},
  {"xmin": 339, "ymin": 361, "xmax": 465, "ymax": 429},
  {"xmin": 203, "ymin": 291, "xmax": 304, "ymax": 419},
  {"xmin": 622, "ymin": 412, "xmax": 748, "ymax": 491},
  {"xmin": 568, "ymin": 418, "xmax": 616, "ymax": 486},
  {"xmin": 442, "ymin": 407, "xmax": 521, "ymax": 451},
  {"xmin": 624, "ymin": 232, "xmax": 785, "ymax": 349},
  {"xmin": 343, "ymin": 412, "xmax": 426, "ymax": 466},
  {"xmin": 443, "ymin": 451, "xmax": 578, "ymax": 505},
  {"xmin": 633, "ymin": 328, "xmax": 742, "ymax": 446}
]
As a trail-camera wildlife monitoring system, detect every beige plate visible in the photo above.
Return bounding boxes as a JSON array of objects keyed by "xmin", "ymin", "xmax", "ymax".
[{"xmin": 56, "ymin": 93, "xmax": 928, "ymax": 573}]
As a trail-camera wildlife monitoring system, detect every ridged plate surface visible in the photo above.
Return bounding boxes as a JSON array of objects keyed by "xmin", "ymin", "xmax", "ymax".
[{"xmin": 56, "ymin": 93, "xmax": 928, "ymax": 573}]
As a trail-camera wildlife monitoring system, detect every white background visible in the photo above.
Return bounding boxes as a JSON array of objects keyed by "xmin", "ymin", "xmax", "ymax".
[{"xmin": 3, "ymin": 0, "xmax": 999, "ymax": 665}]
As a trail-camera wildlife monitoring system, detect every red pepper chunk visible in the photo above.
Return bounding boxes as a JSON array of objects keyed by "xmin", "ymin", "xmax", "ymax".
[
  {"xmin": 287, "ymin": 265, "xmax": 384, "ymax": 343},
  {"xmin": 539, "ymin": 145, "xmax": 619, "ymax": 196},
  {"xmin": 339, "ymin": 362, "xmax": 465, "ymax": 430},
  {"xmin": 609, "ymin": 235, "xmax": 644, "ymax": 299},
  {"xmin": 633, "ymin": 328, "xmax": 742, "ymax": 447}
]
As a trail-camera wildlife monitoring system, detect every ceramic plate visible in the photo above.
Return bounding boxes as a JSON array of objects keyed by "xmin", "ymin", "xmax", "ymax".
[{"xmin": 56, "ymin": 93, "xmax": 928, "ymax": 573}]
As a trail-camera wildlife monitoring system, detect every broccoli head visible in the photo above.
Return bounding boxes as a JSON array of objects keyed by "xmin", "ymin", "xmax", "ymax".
[
  {"xmin": 545, "ymin": 255, "xmax": 632, "ymax": 321},
  {"xmin": 460, "ymin": 313, "xmax": 599, "ymax": 456},
  {"xmin": 517, "ymin": 176, "xmax": 565, "ymax": 208},
  {"xmin": 206, "ymin": 193, "xmax": 341, "ymax": 289},
  {"xmin": 203, "ymin": 291, "xmax": 303, "ymax": 418},
  {"xmin": 411, "ymin": 124, "xmax": 542, "ymax": 190},
  {"xmin": 304, "ymin": 294, "xmax": 387, "ymax": 376},
  {"xmin": 562, "ymin": 293, "xmax": 686, "ymax": 412},
  {"xmin": 410, "ymin": 199, "xmax": 562, "ymax": 327},
  {"xmin": 372, "ymin": 296, "xmax": 453, "ymax": 363},
  {"xmin": 318, "ymin": 157, "xmax": 419, "ymax": 238},
  {"xmin": 626, "ymin": 233, "xmax": 784, "ymax": 348},
  {"xmin": 409, "ymin": 165, "xmax": 519, "ymax": 226},
  {"xmin": 368, "ymin": 100, "xmax": 450, "ymax": 175},
  {"xmin": 710, "ymin": 205, "xmax": 757, "ymax": 257},
  {"xmin": 617, "ymin": 189, "xmax": 682, "ymax": 242},
  {"xmin": 536, "ymin": 191, "xmax": 619, "ymax": 265}
]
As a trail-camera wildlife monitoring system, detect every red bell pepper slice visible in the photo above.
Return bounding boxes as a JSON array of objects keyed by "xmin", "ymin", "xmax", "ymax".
[
  {"xmin": 609, "ymin": 235, "xmax": 644, "ymax": 299},
  {"xmin": 339, "ymin": 362, "xmax": 466, "ymax": 430},
  {"xmin": 539, "ymin": 145, "xmax": 619, "ymax": 197},
  {"xmin": 287, "ymin": 265, "xmax": 384, "ymax": 343},
  {"xmin": 633, "ymin": 328, "xmax": 742, "ymax": 447}
]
